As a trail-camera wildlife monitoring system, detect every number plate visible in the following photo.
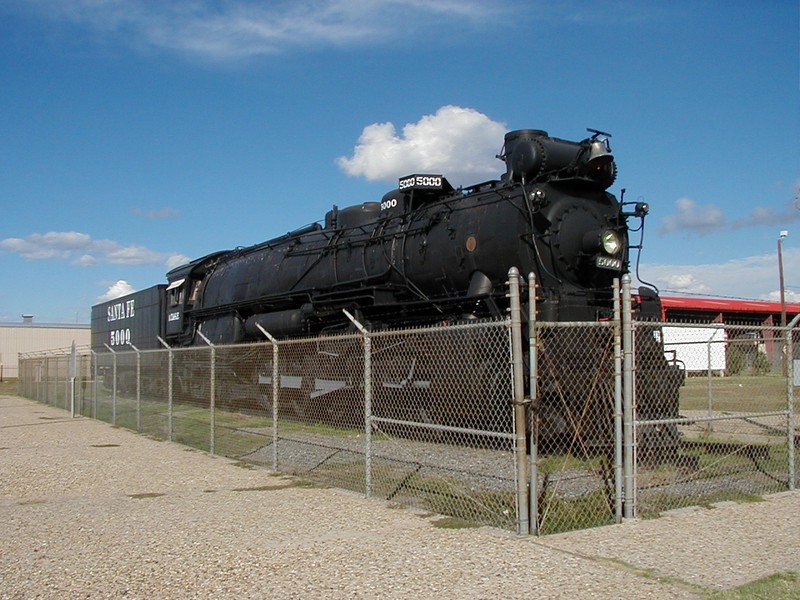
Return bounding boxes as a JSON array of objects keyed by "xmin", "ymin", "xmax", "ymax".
[{"xmin": 596, "ymin": 256, "xmax": 622, "ymax": 270}]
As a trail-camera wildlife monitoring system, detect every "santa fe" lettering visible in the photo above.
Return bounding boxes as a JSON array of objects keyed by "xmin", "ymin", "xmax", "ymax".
[{"xmin": 107, "ymin": 299, "xmax": 135, "ymax": 322}]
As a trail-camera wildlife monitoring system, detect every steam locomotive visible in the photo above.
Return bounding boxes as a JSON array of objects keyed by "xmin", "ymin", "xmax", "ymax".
[{"xmin": 92, "ymin": 127, "xmax": 680, "ymax": 450}]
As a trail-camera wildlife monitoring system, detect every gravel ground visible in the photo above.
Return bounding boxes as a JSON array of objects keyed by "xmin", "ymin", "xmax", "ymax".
[{"xmin": 2, "ymin": 395, "xmax": 798, "ymax": 599}]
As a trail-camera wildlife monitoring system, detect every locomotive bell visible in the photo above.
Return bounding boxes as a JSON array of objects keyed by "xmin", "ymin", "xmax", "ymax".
[{"xmin": 586, "ymin": 139, "xmax": 613, "ymax": 167}]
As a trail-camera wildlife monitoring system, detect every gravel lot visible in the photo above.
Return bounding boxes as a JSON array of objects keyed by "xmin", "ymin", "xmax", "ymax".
[{"xmin": 2, "ymin": 394, "xmax": 798, "ymax": 599}]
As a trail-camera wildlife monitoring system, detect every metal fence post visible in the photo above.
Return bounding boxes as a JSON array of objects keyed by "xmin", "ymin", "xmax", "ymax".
[
  {"xmin": 104, "ymin": 344, "xmax": 117, "ymax": 425},
  {"xmin": 43, "ymin": 356, "xmax": 49, "ymax": 404},
  {"xmin": 706, "ymin": 332, "xmax": 716, "ymax": 432},
  {"xmin": 91, "ymin": 350, "xmax": 98, "ymax": 419},
  {"xmin": 197, "ymin": 331, "xmax": 216, "ymax": 455},
  {"xmin": 255, "ymin": 324, "xmax": 280, "ymax": 471},
  {"xmin": 787, "ymin": 315, "xmax": 800, "ymax": 491},
  {"xmin": 613, "ymin": 278, "xmax": 623, "ymax": 523},
  {"xmin": 158, "ymin": 337, "xmax": 174, "ymax": 442},
  {"xmin": 508, "ymin": 267, "xmax": 530, "ymax": 536},
  {"xmin": 621, "ymin": 274, "xmax": 636, "ymax": 519},
  {"xmin": 69, "ymin": 342, "xmax": 77, "ymax": 418},
  {"xmin": 344, "ymin": 310, "xmax": 372, "ymax": 498},
  {"xmin": 130, "ymin": 344, "xmax": 141, "ymax": 431},
  {"xmin": 528, "ymin": 272, "xmax": 539, "ymax": 536}
]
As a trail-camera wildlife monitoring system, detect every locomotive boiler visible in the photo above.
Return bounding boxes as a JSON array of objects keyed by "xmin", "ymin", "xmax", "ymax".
[
  {"xmin": 91, "ymin": 127, "xmax": 680, "ymax": 451},
  {"xmin": 157, "ymin": 128, "xmax": 634, "ymax": 345}
]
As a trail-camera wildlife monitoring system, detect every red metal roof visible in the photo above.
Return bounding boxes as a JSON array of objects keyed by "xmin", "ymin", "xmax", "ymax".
[{"xmin": 659, "ymin": 296, "xmax": 800, "ymax": 315}]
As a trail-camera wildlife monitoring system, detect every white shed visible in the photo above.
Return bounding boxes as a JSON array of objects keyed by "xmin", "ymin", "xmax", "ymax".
[{"xmin": 661, "ymin": 326, "xmax": 727, "ymax": 375}]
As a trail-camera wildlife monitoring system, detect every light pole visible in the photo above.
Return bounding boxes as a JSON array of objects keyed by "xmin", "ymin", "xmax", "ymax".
[{"xmin": 778, "ymin": 230, "xmax": 788, "ymax": 328}]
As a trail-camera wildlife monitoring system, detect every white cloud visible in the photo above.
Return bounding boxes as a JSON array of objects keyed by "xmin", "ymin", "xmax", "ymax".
[
  {"xmin": 72, "ymin": 254, "xmax": 99, "ymax": 267},
  {"xmin": 0, "ymin": 230, "xmax": 186, "ymax": 269},
  {"xmin": 14, "ymin": 0, "xmax": 509, "ymax": 60},
  {"xmin": 639, "ymin": 246, "xmax": 800, "ymax": 301},
  {"xmin": 658, "ymin": 273, "xmax": 711, "ymax": 295},
  {"xmin": 96, "ymin": 280, "xmax": 136, "ymax": 303},
  {"xmin": 658, "ymin": 183, "xmax": 800, "ymax": 237},
  {"xmin": 656, "ymin": 197, "xmax": 727, "ymax": 236},
  {"xmin": 166, "ymin": 254, "xmax": 191, "ymax": 270},
  {"xmin": 762, "ymin": 289, "xmax": 800, "ymax": 303},
  {"xmin": 336, "ymin": 106, "xmax": 507, "ymax": 186},
  {"xmin": 104, "ymin": 245, "xmax": 163, "ymax": 265},
  {"xmin": 731, "ymin": 201, "xmax": 800, "ymax": 229},
  {"xmin": 0, "ymin": 231, "xmax": 93, "ymax": 259}
]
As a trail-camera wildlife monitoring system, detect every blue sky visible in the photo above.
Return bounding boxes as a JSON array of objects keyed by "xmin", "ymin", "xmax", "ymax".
[{"xmin": 0, "ymin": 0, "xmax": 798, "ymax": 324}]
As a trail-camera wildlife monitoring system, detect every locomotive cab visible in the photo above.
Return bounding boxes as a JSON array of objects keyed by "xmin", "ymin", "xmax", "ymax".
[
  {"xmin": 165, "ymin": 278, "xmax": 186, "ymax": 337},
  {"xmin": 164, "ymin": 250, "xmax": 227, "ymax": 343}
]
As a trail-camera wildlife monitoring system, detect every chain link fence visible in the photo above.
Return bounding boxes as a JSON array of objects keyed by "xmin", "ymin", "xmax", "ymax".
[
  {"xmin": 633, "ymin": 321, "xmax": 798, "ymax": 518},
  {"xmin": 21, "ymin": 318, "xmax": 519, "ymax": 530},
  {"xmin": 16, "ymin": 277, "xmax": 799, "ymax": 535}
]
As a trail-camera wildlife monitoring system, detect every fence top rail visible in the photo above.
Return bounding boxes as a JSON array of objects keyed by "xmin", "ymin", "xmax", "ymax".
[
  {"xmin": 369, "ymin": 317, "xmax": 511, "ymax": 339},
  {"xmin": 535, "ymin": 320, "xmax": 615, "ymax": 329},
  {"xmin": 19, "ymin": 345, "xmax": 91, "ymax": 359}
]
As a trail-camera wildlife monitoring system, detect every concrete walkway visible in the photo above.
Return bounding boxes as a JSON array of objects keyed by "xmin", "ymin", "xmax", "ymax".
[{"xmin": 1, "ymin": 394, "xmax": 798, "ymax": 599}]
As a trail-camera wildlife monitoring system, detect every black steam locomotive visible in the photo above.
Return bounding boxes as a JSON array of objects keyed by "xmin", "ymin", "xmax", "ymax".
[{"xmin": 92, "ymin": 127, "xmax": 680, "ymax": 449}]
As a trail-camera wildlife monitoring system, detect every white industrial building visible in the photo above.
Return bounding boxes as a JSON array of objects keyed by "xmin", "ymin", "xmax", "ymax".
[{"xmin": 0, "ymin": 316, "xmax": 90, "ymax": 380}]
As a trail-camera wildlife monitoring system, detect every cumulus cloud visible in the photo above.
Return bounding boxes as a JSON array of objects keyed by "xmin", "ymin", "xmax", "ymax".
[
  {"xmin": 96, "ymin": 280, "xmax": 136, "ymax": 303},
  {"xmin": 731, "ymin": 201, "xmax": 800, "ymax": 229},
  {"xmin": 640, "ymin": 246, "xmax": 800, "ymax": 301},
  {"xmin": 659, "ymin": 182, "xmax": 800, "ymax": 238},
  {"xmin": 658, "ymin": 273, "xmax": 712, "ymax": 295},
  {"xmin": 0, "ymin": 230, "xmax": 184, "ymax": 269},
  {"xmin": 337, "ymin": 106, "xmax": 507, "ymax": 186},
  {"xmin": 12, "ymin": 0, "xmax": 508, "ymax": 60},
  {"xmin": 656, "ymin": 198, "xmax": 727, "ymax": 236},
  {"xmin": 0, "ymin": 231, "xmax": 93, "ymax": 259},
  {"xmin": 166, "ymin": 254, "xmax": 191, "ymax": 269}
]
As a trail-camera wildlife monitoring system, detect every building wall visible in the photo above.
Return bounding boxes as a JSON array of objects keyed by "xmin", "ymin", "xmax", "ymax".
[{"xmin": 0, "ymin": 323, "xmax": 90, "ymax": 379}]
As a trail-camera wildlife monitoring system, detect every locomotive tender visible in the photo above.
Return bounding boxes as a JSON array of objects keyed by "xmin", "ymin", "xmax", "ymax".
[{"xmin": 93, "ymin": 127, "xmax": 642, "ymax": 349}]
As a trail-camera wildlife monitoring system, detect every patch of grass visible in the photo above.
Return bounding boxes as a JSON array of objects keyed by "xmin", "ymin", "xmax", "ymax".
[
  {"xmin": 706, "ymin": 572, "xmax": 800, "ymax": 600},
  {"xmin": 537, "ymin": 453, "xmax": 608, "ymax": 474},
  {"xmin": 233, "ymin": 484, "xmax": 288, "ymax": 492},
  {"xmin": 537, "ymin": 489, "xmax": 616, "ymax": 535},
  {"xmin": 680, "ymin": 374, "xmax": 788, "ymax": 413},
  {"xmin": 0, "ymin": 379, "xmax": 18, "ymax": 395},
  {"xmin": 232, "ymin": 479, "xmax": 319, "ymax": 492},
  {"xmin": 231, "ymin": 460, "xmax": 256, "ymax": 469},
  {"xmin": 637, "ymin": 490, "xmax": 765, "ymax": 519}
]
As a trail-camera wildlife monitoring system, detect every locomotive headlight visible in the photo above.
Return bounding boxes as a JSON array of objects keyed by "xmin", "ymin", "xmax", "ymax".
[{"xmin": 601, "ymin": 230, "xmax": 621, "ymax": 255}]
